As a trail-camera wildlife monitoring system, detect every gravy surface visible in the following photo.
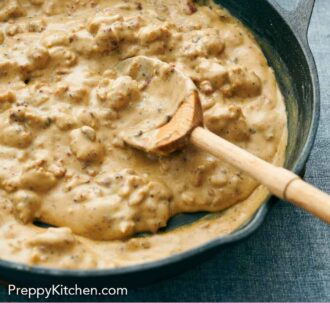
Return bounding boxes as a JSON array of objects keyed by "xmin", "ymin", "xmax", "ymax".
[{"xmin": 0, "ymin": 0, "xmax": 287, "ymax": 269}]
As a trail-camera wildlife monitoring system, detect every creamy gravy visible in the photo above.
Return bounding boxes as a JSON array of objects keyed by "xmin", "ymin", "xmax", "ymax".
[{"xmin": 0, "ymin": 0, "xmax": 287, "ymax": 269}]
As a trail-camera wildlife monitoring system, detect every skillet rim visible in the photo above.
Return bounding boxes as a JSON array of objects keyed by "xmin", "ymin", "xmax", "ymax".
[{"xmin": 0, "ymin": 0, "xmax": 321, "ymax": 281}]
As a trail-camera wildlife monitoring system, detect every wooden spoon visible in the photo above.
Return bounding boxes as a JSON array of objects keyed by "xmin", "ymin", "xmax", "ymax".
[{"xmin": 119, "ymin": 57, "xmax": 330, "ymax": 225}]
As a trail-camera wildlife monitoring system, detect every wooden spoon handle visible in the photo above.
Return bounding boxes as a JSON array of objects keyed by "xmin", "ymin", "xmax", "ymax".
[{"xmin": 191, "ymin": 127, "xmax": 330, "ymax": 225}]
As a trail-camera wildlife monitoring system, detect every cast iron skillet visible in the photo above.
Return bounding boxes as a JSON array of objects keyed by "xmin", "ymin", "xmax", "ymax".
[{"xmin": 0, "ymin": 0, "xmax": 320, "ymax": 286}]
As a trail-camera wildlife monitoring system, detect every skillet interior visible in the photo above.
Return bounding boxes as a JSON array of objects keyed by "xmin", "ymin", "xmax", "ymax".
[
  {"xmin": 0, "ymin": 0, "xmax": 320, "ymax": 286},
  {"xmin": 219, "ymin": 0, "xmax": 318, "ymax": 172}
]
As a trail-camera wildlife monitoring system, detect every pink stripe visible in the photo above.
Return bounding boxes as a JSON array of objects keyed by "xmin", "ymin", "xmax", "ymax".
[{"xmin": 1, "ymin": 303, "xmax": 329, "ymax": 329}]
